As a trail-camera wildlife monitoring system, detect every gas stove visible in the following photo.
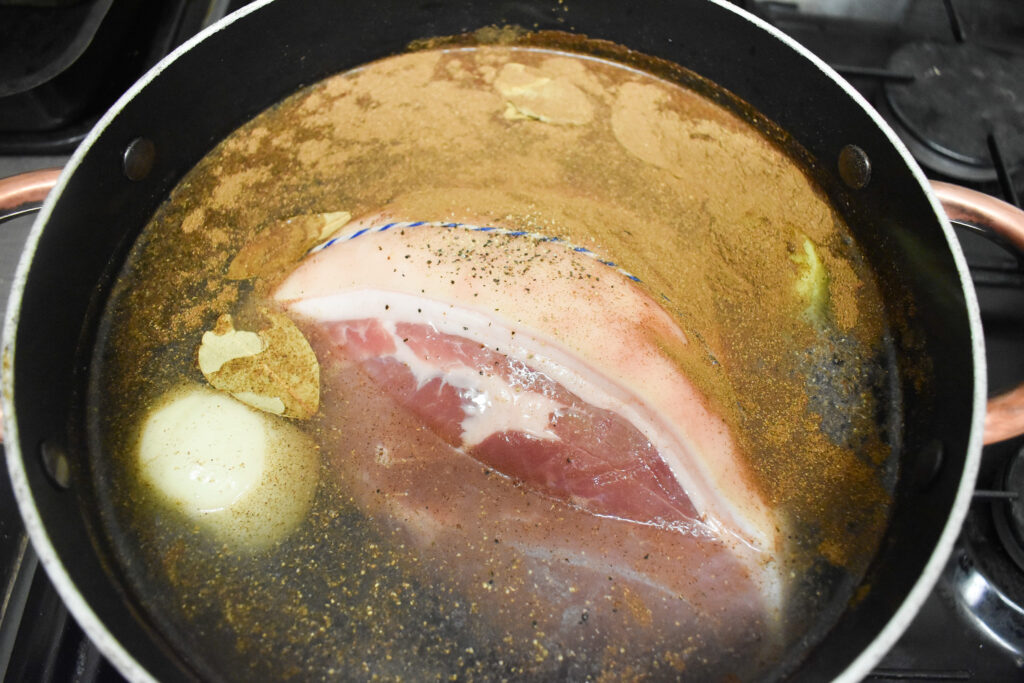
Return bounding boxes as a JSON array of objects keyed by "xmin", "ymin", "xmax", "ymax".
[{"xmin": 1, "ymin": 1, "xmax": 1023, "ymax": 681}]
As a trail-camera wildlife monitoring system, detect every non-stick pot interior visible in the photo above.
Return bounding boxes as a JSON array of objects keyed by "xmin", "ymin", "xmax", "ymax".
[{"xmin": 7, "ymin": 1, "xmax": 979, "ymax": 680}]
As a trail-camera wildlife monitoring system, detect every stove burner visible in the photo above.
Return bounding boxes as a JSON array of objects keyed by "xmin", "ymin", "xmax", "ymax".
[
  {"xmin": 944, "ymin": 545, "xmax": 1024, "ymax": 659},
  {"xmin": 994, "ymin": 449, "xmax": 1024, "ymax": 574},
  {"xmin": 883, "ymin": 42, "xmax": 1024, "ymax": 182},
  {"xmin": 943, "ymin": 444, "xmax": 1024, "ymax": 658}
]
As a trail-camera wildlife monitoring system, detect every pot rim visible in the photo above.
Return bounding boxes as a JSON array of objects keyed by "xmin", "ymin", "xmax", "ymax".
[{"xmin": 1, "ymin": 0, "xmax": 987, "ymax": 681}]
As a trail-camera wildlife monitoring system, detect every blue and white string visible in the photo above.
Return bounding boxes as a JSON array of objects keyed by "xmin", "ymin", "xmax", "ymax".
[{"xmin": 307, "ymin": 220, "xmax": 642, "ymax": 283}]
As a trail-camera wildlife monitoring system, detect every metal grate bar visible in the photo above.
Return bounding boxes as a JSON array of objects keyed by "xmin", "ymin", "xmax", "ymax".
[
  {"xmin": 832, "ymin": 65, "xmax": 915, "ymax": 83},
  {"xmin": 868, "ymin": 668, "xmax": 972, "ymax": 680},
  {"xmin": 987, "ymin": 132, "xmax": 1021, "ymax": 208},
  {"xmin": 942, "ymin": 0, "xmax": 968, "ymax": 43}
]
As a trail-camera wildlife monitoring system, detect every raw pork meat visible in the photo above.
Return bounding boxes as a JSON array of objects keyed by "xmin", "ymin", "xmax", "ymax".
[{"xmin": 275, "ymin": 215, "xmax": 782, "ymax": 668}]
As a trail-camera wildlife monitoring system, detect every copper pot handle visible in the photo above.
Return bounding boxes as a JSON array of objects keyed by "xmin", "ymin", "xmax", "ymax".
[
  {"xmin": 0, "ymin": 168, "xmax": 62, "ymax": 223},
  {"xmin": 931, "ymin": 180, "xmax": 1024, "ymax": 445},
  {"xmin": 0, "ymin": 168, "xmax": 63, "ymax": 446}
]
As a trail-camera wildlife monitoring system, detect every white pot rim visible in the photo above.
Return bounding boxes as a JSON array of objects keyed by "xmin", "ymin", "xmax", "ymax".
[{"xmin": 1, "ymin": 1, "xmax": 987, "ymax": 681}]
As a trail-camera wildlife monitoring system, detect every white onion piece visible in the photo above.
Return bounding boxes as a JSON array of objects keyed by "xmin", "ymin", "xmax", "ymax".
[{"xmin": 136, "ymin": 386, "xmax": 319, "ymax": 548}]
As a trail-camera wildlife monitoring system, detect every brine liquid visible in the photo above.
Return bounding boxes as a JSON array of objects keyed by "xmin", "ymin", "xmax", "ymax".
[{"xmin": 88, "ymin": 40, "xmax": 897, "ymax": 681}]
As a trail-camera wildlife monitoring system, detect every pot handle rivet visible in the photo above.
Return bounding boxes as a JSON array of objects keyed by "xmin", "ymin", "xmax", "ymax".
[
  {"xmin": 838, "ymin": 144, "xmax": 871, "ymax": 190},
  {"xmin": 40, "ymin": 440, "xmax": 71, "ymax": 490},
  {"xmin": 123, "ymin": 137, "xmax": 156, "ymax": 182},
  {"xmin": 911, "ymin": 439, "xmax": 944, "ymax": 491}
]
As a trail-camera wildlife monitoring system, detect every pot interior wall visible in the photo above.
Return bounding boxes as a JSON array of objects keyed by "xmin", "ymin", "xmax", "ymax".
[{"xmin": 7, "ymin": 1, "xmax": 977, "ymax": 680}]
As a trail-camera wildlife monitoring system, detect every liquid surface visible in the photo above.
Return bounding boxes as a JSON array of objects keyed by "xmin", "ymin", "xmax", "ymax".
[{"xmin": 89, "ymin": 41, "xmax": 896, "ymax": 681}]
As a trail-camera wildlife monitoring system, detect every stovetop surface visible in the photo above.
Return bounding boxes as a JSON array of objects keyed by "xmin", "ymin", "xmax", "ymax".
[{"xmin": 2, "ymin": 1, "xmax": 1024, "ymax": 681}]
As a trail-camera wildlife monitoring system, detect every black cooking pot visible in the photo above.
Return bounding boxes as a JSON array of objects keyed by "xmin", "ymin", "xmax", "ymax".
[{"xmin": 3, "ymin": 0, "xmax": 1019, "ymax": 680}]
